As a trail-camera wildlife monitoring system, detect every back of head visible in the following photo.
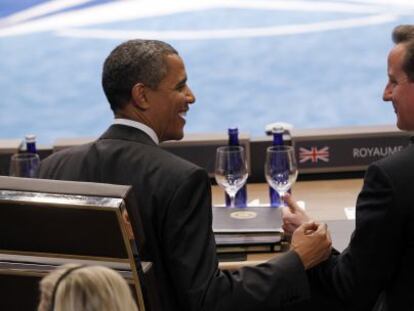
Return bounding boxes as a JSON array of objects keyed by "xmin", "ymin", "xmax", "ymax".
[
  {"xmin": 38, "ymin": 264, "xmax": 138, "ymax": 311},
  {"xmin": 392, "ymin": 25, "xmax": 414, "ymax": 81},
  {"xmin": 102, "ymin": 39, "xmax": 178, "ymax": 113}
]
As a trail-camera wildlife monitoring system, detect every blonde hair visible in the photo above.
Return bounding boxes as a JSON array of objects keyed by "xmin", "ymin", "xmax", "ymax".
[{"xmin": 38, "ymin": 264, "xmax": 138, "ymax": 311}]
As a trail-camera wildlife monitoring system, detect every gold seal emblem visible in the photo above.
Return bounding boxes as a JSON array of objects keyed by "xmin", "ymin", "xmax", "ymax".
[{"xmin": 230, "ymin": 211, "xmax": 257, "ymax": 220}]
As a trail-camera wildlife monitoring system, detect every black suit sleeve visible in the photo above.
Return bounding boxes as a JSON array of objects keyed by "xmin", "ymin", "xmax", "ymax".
[
  {"xmin": 307, "ymin": 163, "xmax": 404, "ymax": 310},
  {"xmin": 162, "ymin": 168, "xmax": 310, "ymax": 310}
]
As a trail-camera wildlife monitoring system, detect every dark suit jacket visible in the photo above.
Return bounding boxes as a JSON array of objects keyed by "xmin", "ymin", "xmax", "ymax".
[
  {"xmin": 39, "ymin": 124, "xmax": 310, "ymax": 311},
  {"xmin": 302, "ymin": 140, "xmax": 414, "ymax": 311}
]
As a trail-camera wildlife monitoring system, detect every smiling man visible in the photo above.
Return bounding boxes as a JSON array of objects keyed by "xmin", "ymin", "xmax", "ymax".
[
  {"xmin": 282, "ymin": 25, "xmax": 414, "ymax": 311},
  {"xmin": 39, "ymin": 40, "xmax": 332, "ymax": 311},
  {"xmin": 383, "ymin": 33, "xmax": 414, "ymax": 130}
]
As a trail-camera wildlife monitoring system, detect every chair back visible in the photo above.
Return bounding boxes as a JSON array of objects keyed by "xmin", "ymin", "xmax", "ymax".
[{"xmin": 0, "ymin": 176, "xmax": 150, "ymax": 311}]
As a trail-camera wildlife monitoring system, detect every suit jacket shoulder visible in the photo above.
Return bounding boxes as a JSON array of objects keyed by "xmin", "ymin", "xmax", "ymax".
[
  {"xmin": 39, "ymin": 142, "xmax": 97, "ymax": 181},
  {"xmin": 307, "ymin": 142, "xmax": 414, "ymax": 311},
  {"xmin": 372, "ymin": 143, "xmax": 414, "ymax": 191}
]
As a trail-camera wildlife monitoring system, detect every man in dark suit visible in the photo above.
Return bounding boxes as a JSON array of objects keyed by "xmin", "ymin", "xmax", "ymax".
[
  {"xmin": 39, "ymin": 39, "xmax": 332, "ymax": 310},
  {"xmin": 282, "ymin": 25, "xmax": 414, "ymax": 310}
]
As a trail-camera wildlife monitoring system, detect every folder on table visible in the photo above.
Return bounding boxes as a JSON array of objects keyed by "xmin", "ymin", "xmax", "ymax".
[
  {"xmin": 213, "ymin": 206, "xmax": 283, "ymax": 253},
  {"xmin": 212, "ymin": 206, "xmax": 283, "ymax": 233}
]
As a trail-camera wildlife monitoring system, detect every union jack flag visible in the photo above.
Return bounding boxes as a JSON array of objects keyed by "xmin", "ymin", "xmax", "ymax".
[{"xmin": 299, "ymin": 146, "xmax": 330, "ymax": 163}]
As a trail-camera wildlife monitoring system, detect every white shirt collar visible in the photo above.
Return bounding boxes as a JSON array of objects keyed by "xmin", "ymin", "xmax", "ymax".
[{"xmin": 113, "ymin": 118, "xmax": 159, "ymax": 145}]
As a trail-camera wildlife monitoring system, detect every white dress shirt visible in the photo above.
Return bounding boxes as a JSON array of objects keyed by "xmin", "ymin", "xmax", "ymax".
[{"xmin": 113, "ymin": 118, "xmax": 159, "ymax": 145}]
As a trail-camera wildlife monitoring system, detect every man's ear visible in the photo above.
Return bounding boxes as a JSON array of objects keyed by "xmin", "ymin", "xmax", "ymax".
[{"xmin": 131, "ymin": 83, "xmax": 150, "ymax": 110}]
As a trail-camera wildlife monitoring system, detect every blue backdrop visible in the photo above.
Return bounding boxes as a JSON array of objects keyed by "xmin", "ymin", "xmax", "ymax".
[{"xmin": 1, "ymin": 0, "xmax": 413, "ymax": 144}]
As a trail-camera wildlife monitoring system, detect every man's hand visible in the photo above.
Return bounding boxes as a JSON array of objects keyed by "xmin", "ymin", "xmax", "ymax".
[
  {"xmin": 290, "ymin": 221, "xmax": 332, "ymax": 270},
  {"xmin": 282, "ymin": 193, "xmax": 311, "ymax": 235}
]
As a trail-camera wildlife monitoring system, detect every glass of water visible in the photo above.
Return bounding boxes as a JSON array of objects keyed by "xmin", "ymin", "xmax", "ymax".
[
  {"xmin": 264, "ymin": 146, "xmax": 298, "ymax": 205},
  {"xmin": 215, "ymin": 146, "xmax": 248, "ymax": 208},
  {"xmin": 9, "ymin": 153, "xmax": 40, "ymax": 178}
]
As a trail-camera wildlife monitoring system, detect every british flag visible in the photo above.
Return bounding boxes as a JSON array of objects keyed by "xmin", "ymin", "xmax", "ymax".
[{"xmin": 299, "ymin": 146, "xmax": 330, "ymax": 163}]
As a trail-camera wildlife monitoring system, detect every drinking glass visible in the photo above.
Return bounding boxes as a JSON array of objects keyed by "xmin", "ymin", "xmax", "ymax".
[
  {"xmin": 215, "ymin": 146, "xmax": 248, "ymax": 208},
  {"xmin": 9, "ymin": 153, "xmax": 40, "ymax": 178},
  {"xmin": 264, "ymin": 146, "xmax": 298, "ymax": 205}
]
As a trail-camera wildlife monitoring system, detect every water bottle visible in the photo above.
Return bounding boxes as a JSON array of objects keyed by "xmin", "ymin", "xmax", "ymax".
[
  {"xmin": 269, "ymin": 127, "xmax": 284, "ymax": 207},
  {"xmin": 10, "ymin": 134, "xmax": 40, "ymax": 177},
  {"xmin": 225, "ymin": 128, "xmax": 247, "ymax": 207},
  {"xmin": 25, "ymin": 134, "xmax": 37, "ymax": 154}
]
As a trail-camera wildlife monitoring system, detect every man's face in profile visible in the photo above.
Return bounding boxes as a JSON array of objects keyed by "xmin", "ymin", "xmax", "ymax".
[
  {"xmin": 383, "ymin": 43, "xmax": 414, "ymax": 131},
  {"xmin": 145, "ymin": 54, "xmax": 196, "ymax": 142}
]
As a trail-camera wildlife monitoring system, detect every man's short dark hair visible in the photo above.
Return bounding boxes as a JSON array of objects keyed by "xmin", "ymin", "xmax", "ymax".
[
  {"xmin": 392, "ymin": 25, "xmax": 414, "ymax": 82},
  {"xmin": 102, "ymin": 39, "xmax": 178, "ymax": 113}
]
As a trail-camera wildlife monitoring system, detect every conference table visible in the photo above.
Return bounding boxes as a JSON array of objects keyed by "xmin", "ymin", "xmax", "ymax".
[{"xmin": 214, "ymin": 178, "xmax": 364, "ymax": 270}]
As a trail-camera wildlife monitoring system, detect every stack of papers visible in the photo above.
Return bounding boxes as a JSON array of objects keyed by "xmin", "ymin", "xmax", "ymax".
[{"xmin": 212, "ymin": 205, "xmax": 283, "ymax": 254}]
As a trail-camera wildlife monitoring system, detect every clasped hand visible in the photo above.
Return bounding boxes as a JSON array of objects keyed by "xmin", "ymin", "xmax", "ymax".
[{"xmin": 283, "ymin": 193, "xmax": 332, "ymax": 269}]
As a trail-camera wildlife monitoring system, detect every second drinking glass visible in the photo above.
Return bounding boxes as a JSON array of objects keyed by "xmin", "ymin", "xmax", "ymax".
[{"xmin": 264, "ymin": 145, "xmax": 298, "ymax": 206}]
